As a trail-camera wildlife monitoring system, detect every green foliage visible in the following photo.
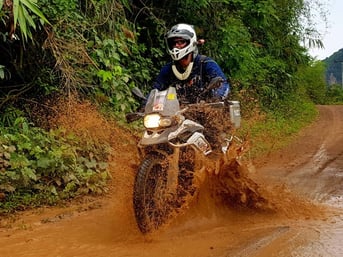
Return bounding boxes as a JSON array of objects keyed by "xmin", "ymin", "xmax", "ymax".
[
  {"xmin": 0, "ymin": 0, "xmax": 49, "ymax": 42},
  {"xmin": 91, "ymin": 37, "xmax": 135, "ymax": 114},
  {"xmin": 295, "ymin": 58, "xmax": 343, "ymax": 105},
  {"xmin": 0, "ymin": 107, "xmax": 25, "ymax": 127},
  {"xmin": 35, "ymin": 0, "xmax": 159, "ymax": 117},
  {"xmin": 296, "ymin": 61, "xmax": 327, "ymax": 104},
  {"xmin": 37, "ymin": 0, "xmax": 91, "ymax": 93},
  {"xmin": 209, "ymin": 16, "xmax": 256, "ymax": 81},
  {"xmin": 15, "ymin": 0, "xmax": 50, "ymax": 40},
  {"xmin": 241, "ymin": 95, "xmax": 318, "ymax": 158},
  {"xmin": 40, "ymin": 0, "xmax": 79, "ymax": 18},
  {"xmin": 90, "ymin": 25, "xmax": 154, "ymax": 117},
  {"xmin": 0, "ymin": 65, "xmax": 5, "ymax": 79},
  {"xmin": 326, "ymin": 85, "xmax": 343, "ymax": 104},
  {"xmin": 0, "ymin": 117, "xmax": 110, "ymax": 213}
]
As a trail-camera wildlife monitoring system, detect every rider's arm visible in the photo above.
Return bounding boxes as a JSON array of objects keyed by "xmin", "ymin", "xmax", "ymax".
[
  {"xmin": 152, "ymin": 63, "xmax": 173, "ymax": 91},
  {"xmin": 204, "ymin": 59, "xmax": 230, "ymax": 99}
]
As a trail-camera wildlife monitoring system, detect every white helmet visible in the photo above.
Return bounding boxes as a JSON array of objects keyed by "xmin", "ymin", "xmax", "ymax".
[{"xmin": 165, "ymin": 23, "xmax": 198, "ymax": 61}]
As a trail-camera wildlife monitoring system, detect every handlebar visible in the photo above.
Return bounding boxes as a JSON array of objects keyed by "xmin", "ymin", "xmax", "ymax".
[
  {"xmin": 186, "ymin": 101, "xmax": 225, "ymax": 108},
  {"xmin": 175, "ymin": 101, "xmax": 224, "ymax": 116}
]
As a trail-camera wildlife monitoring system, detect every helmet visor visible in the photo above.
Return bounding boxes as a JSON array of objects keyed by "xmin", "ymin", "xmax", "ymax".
[{"xmin": 167, "ymin": 38, "xmax": 190, "ymax": 51}]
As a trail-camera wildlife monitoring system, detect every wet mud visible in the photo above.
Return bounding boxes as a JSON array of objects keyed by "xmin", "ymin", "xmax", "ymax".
[{"xmin": 0, "ymin": 104, "xmax": 342, "ymax": 257}]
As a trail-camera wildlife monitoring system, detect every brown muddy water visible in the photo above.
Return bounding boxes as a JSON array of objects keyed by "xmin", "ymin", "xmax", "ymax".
[{"xmin": 0, "ymin": 104, "xmax": 342, "ymax": 257}]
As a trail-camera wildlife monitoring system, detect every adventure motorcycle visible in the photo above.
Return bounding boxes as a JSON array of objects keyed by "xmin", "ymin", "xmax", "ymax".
[{"xmin": 126, "ymin": 77, "xmax": 241, "ymax": 233}]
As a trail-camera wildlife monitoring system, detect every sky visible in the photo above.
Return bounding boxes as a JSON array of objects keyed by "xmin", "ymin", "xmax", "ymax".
[{"xmin": 308, "ymin": 0, "xmax": 343, "ymax": 60}]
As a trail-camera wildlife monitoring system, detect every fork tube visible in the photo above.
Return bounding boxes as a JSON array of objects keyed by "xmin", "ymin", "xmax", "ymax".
[{"xmin": 166, "ymin": 147, "xmax": 180, "ymax": 195}]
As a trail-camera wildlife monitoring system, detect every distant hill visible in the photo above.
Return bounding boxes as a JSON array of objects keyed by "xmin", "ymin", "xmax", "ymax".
[{"xmin": 323, "ymin": 48, "xmax": 343, "ymax": 85}]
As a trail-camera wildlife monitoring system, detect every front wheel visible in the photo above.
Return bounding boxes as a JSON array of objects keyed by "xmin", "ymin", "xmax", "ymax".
[{"xmin": 133, "ymin": 155, "xmax": 173, "ymax": 233}]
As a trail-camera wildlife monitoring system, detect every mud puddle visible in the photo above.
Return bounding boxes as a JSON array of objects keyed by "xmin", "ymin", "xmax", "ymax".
[{"xmin": 0, "ymin": 104, "xmax": 342, "ymax": 257}]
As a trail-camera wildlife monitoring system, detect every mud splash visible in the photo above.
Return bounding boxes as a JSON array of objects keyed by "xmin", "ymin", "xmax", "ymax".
[
  {"xmin": 1, "ymin": 102, "xmax": 342, "ymax": 257},
  {"xmin": 29, "ymin": 97, "xmax": 327, "ymax": 229}
]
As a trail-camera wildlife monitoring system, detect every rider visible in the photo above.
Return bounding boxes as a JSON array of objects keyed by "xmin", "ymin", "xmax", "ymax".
[{"xmin": 153, "ymin": 23, "xmax": 230, "ymax": 104}]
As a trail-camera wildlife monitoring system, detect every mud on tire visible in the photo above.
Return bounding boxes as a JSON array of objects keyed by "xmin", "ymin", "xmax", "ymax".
[{"xmin": 133, "ymin": 155, "xmax": 173, "ymax": 233}]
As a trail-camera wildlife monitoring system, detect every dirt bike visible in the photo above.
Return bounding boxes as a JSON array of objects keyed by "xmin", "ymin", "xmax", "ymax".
[{"xmin": 126, "ymin": 77, "xmax": 242, "ymax": 233}]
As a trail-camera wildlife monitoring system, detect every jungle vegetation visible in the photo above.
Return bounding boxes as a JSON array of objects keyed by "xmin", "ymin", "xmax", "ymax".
[{"xmin": 0, "ymin": 0, "xmax": 340, "ymax": 212}]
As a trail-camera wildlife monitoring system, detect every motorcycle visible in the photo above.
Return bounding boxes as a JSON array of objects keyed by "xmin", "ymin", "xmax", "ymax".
[{"xmin": 126, "ymin": 77, "xmax": 242, "ymax": 233}]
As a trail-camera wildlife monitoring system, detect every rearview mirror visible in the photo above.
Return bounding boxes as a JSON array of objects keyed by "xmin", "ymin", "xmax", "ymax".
[{"xmin": 132, "ymin": 87, "xmax": 147, "ymax": 100}]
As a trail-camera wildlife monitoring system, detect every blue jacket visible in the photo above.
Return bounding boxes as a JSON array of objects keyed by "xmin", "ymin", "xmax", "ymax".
[{"xmin": 153, "ymin": 55, "xmax": 230, "ymax": 103}]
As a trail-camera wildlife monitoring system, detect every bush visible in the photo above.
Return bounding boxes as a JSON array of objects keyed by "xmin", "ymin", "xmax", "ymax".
[{"xmin": 0, "ymin": 117, "xmax": 110, "ymax": 213}]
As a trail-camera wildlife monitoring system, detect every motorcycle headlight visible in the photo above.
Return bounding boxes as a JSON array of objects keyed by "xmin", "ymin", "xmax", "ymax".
[{"xmin": 143, "ymin": 114, "xmax": 173, "ymax": 129}]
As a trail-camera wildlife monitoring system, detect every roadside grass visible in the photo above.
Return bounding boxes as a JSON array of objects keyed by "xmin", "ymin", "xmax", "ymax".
[{"xmin": 238, "ymin": 101, "xmax": 318, "ymax": 159}]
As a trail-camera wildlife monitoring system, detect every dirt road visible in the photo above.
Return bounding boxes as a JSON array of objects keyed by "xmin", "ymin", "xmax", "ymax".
[{"xmin": 0, "ymin": 105, "xmax": 342, "ymax": 257}]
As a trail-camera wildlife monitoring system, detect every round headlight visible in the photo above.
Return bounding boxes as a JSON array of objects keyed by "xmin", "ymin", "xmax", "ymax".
[{"xmin": 144, "ymin": 114, "xmax": 161, "ymax": 128}]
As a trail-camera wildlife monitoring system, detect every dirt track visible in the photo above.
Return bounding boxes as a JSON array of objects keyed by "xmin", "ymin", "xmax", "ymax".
[{"xmin": 0, "ymin": 105, "xmax": 342, "ymax": 257}]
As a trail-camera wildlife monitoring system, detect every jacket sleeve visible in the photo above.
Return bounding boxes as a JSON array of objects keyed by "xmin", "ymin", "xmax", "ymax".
[
  {"xmin": 152, "ymin": 63, "xmax": 172, "ymax": 91},
  {"xmin": 204, "ymin": 59, "xmax": 230, "ymax": 99}
]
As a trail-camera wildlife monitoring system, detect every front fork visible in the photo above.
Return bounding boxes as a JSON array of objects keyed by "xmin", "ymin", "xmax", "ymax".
[
  {"xmin": 138, "ymin": 145, "xmax": 181, "ymax": 196},
  {"xmin": 166, "ymin": 147, "xmax": 180, "ymax": 195}
]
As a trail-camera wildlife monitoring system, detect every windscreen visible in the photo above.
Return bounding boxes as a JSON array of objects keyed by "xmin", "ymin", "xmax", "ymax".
[{"xmin": 144, "ymin": 87, "xmax": 180, "ymax": 116}]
